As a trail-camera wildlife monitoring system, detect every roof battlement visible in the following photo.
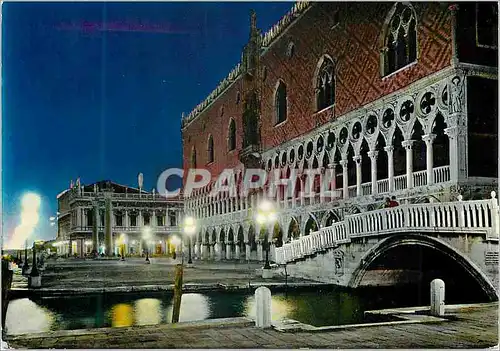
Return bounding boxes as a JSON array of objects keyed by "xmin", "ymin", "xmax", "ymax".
[{"xmin": 181, "ymin": 1, "xmax": 311, "ymax": 128}]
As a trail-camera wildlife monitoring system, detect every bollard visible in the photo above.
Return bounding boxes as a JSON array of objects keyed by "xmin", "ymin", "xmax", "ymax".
[
  {"xmin": 255, "ymin": 286, "xmax": 272, "ymax": 328},
  {"xmin": 430, "ymin": 278, "xmax": 445, "ymax": 317}
]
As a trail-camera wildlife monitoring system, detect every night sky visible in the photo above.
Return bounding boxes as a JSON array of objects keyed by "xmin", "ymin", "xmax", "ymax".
[{"xmin": 2, "ymin": 2, "xmax": 292, "ymax": 243}]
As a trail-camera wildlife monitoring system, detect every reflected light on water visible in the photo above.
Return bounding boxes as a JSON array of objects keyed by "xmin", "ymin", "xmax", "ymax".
[
  {"xmin": 134, "ymin": 298, "xmax": 161, "ymax": 325},
  {"xmin": 180, "ymin": 293, "xmax": 210, "ymax": 322},
  {"xmin": 165, "ymin": 293, "xmax": 210, "ymax": 322},
  {"xmin": 244, "ymin": 295, "xmax": 293, "ymax": 321},
  {"xmin": 5, "ymin": 298, "xmax": 54, "ymax": 335},
  {"xmin": 110, "ymin": 303, "xmax": 133, "ymax": 327}
]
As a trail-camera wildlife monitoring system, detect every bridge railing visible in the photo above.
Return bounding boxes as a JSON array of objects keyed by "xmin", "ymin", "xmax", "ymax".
[{"xmin": 275, "ymin": 193, "xmax": 499, "ymax": 264}]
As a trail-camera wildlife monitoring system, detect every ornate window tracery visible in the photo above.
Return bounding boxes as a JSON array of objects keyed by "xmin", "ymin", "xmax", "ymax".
[
  {"xmin": 228, "ymin": 119, "xmax": 236, "ymax": 151},
  {"xmin": 315, "ymin": 58, "xmax": 335, "ymax": 111},
  {"xmin": 207, "ymin": 135, "xmax": 214, "ymax": 163},
  {"xmin": 382, "ymin": 3, "xmax": 417, "ymax": 76},
  {"xmin": 275, "ymin": 81, "xmax": 287, "ymax": 124}
]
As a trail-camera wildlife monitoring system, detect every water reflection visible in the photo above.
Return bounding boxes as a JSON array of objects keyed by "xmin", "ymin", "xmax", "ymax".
[
  {"xmin": 7, "ymin": 285, "xmax": 469, "ymax": 335},
  {"xmin": 244, "ymin": 295, "xmax": 293, "ymax": 321},
  {"xmin": 110, "ymin": 303, "xmax": 133, "ymax": 327},
  {"xmin": 5, "ymin": 298, "xmax": 55, "ymax": 335},
  {"xmin": 134, "ymin": 299, "xmax": 161, "ymax": 325},
  {"xmin": 165, "ymin": 293, "xmax": 211, "ymax": 322}
]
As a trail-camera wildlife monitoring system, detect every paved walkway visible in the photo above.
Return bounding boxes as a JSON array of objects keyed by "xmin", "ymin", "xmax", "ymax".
[
  {"xmin": 12, "ymin": 258, "xmax": 321, "ymax": 295},
  {"xmin": 5, "ymin": 303, "xmax": 498, "ymax": 349}
]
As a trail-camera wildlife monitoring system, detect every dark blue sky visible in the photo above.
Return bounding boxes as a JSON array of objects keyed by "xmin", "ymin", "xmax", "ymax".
[{"xmin": 3, "ymin": 1, "xmax": 292, "ymax": 242}]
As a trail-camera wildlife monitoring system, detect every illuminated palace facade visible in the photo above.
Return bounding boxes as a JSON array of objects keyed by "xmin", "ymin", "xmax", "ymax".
[
  {"xmin": 181, "ymin": 2, "xmax": 498, "ymax": 262},
  {"xmin": 55, "ymin": 180, "xmax": 184, "ymax": 257}
]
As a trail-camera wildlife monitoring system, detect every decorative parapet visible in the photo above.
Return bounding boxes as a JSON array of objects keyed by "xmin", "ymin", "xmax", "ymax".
[
  {"xmin": 181, "ymin": 1, "xmax": 311, "ymax": 127},
  {"xmin": 261, "ymin": 1, "xmax": 310, "ymax": 47}
]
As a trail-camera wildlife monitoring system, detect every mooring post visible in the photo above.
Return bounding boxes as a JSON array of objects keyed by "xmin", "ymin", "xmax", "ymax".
[
  {"xmin": 255, "ymin": 286, "xmax": 272, "ymax": 328},
  {"xmin": 430, "ymin": 278, "xmax": 445, "ymax": 317},
  {"xmin": 171, "ymin": 263, "xmax": 184, "ymax": 323}
]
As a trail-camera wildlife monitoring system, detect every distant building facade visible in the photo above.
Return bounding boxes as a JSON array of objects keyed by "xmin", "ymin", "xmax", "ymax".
[
  {"xmin": 180, "ymin": 2, "xmax": 498, "ymax": 262},
  {"xmin": 56, "ymin": 180, "xmax": 184, "ymax": 257}
]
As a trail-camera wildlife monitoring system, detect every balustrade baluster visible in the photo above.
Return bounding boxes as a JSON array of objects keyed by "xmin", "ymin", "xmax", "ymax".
[
  {"xmin": 478, "ymin": 204, "xmax": 485, "ymax": 227},
  {"xmin": 445, "ymin": 206, "xmax": 451, "ymax": 227},
  {"xmin": 471, "ymin": 204, "xmax": 478, "ymax": 227},
  {"xmin": 484, "ymin": 203, "xmax": 491, "ymax": 228}
]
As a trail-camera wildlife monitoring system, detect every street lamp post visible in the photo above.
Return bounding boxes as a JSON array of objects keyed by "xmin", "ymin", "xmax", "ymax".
[
  {"xmin": 183, "ymin": 216, "xmax": 196, "ymax": 265},
  {"xmin": 256, "ymin": 200, "xmax": 277, "ymax": 277},
  {"xmin": 22, "ymin": 240, "xmax": 30, "ymax": 275}
]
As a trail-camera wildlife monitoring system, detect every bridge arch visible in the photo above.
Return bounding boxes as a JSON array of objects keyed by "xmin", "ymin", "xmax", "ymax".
[
  {"xmin": 348, "ymin": 233, "xmax": 498, "ymax": 301},
  {"xmin": 302, "ymin": 214, "xmax": 319, "ymax": 236},
  {"xmin": 321, "ymin": 210, "xmax": 340, "ymax": 227},
  {"xmin": 287, "ymin": 217, "xmax": 300, "ymax": 241}
]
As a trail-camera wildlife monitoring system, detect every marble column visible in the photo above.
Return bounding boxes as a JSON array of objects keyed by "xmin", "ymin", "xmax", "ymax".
[
  {"xmin": 76, "ymin": 208, "xmax": 81, "ymax": 230},
  {"xmin": 341, "ymin": 159, "xmax": 349, "ymax": 199},
  {"xmin": 270, "ymin": 243, "xmax": 276, "ymax": 262},
  {"xmin": 122, "ymin": 210, "xmax": 129, "ymax": 228},
  {"xmin": 423, "ymin": 133, "xmax": 437, "ymax": 185},
  {"xmin": 104, "ymin": 196, "xmax": 113, "ymax": 256},
  {"xmin": 327, "ymin": 163, "xmax": 337, "ymax": 200},
  {"xmin": 257, "ymin": 241, "xmax": 263, "ymax": 261},
  {"xmin": 226, "ymin": 243, "xmax": 232, "ymax": 260},
  {"xmin": 137, "ymin": 211, "xmax": 143, "ymax": 228},
  {"xmin": 92, "ymin": 201, "xmax": 99, "ymax": 253},
  {"xmin": 209, "ymin": 244, "xmax": 214, "ymax": 260},
  {"xmin": 384, "ymin": 146, "xmax": 395, "ymax": 192},
  {"xmin": 402, "ymin": 140, "xmax": 415, "ymax": 189},
  {"xmin": 368, "ymin": 150, "xmax": 378, "ymax": 195},
  {"xmin": 354, "ymin": 155, "xmax": 362, "ymax": 197},
  {"xmin": 245, "ymin": 243, "xmax": 251, "ymax": 261},
  {"xmin": 235, "ymin": 244, "xmax": 241, "ymax": 260}
]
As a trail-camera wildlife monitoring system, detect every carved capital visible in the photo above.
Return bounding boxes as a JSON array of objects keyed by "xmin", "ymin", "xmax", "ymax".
[
  {"xmin": 402, "ymin": 140, "xmax": 415, "ymax": 150},
  {"xmin": 327, "ymin": 163, "xmax": 337, "ymax": 169},
  {"xmin": 367, "ymin": 150, "xmax": 378, "ymax": 160},
  {"xmin": 444, "ymin": 126, "xmax": 466, "ymax": 139},
  {"xmin": 422, "ymin": 133, "xmax": 437, "ymax": 145},
  {"xmin": 339, "ymin": 159, "xmax": 349, "ymax": 167},
  {"xmin": 383, "ymin": 145, "xmax": 394, "ymax": 154},
  {"xmin": 353, "ymin": 155, "xmax": 362, "ymax": 164}
]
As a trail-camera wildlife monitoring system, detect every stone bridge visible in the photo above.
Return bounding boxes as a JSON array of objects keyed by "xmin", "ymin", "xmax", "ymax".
[{"xmin": 274, "ymin": 193, "xmax": 499, "ymax": 300}]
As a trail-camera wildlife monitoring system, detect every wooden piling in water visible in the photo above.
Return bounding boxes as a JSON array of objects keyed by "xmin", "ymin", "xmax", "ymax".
[{"xmin": 171, "ymin": 264, "xmax": 184, "ymax": 323}]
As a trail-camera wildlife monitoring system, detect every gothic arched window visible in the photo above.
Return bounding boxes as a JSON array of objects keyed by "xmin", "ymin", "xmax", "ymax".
[
  {"xmin": 275, "ymin": 81, "xmax": 287, "ymax": 124},
  {"xmin": 228, "ymin": 119, "xmax": 236, "ymax": 151},
  {"xmin": 382, "ymin": 3, "xmax": 417, "ymax": 76},
  {"xmin": 316, "ymin": 58, "xmax": 335, "ymax": 111},
  {"xmin": 207, "ymin": 135, "xmax": 214, "ymax": 163}
]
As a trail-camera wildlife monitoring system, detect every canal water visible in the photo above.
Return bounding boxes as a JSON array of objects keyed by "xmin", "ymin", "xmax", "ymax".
[{"xmin": 4, "ymin": 284, "xmax": 487, "ymax": 335}]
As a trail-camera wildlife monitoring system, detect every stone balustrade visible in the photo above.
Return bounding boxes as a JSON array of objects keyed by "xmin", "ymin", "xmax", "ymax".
[{"xmin": 275, "ymin": 193, "xmax": 500, "ymax": 264}]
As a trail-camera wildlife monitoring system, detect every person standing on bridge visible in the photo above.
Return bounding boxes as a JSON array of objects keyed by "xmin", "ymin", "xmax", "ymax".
[
  {"xmin": 389, "ymin": 196, "xmax": 399, "ymax": 207},
  {"xmin": 383, "ymin": 197, "xmax": 392, "ymax": 208}
]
